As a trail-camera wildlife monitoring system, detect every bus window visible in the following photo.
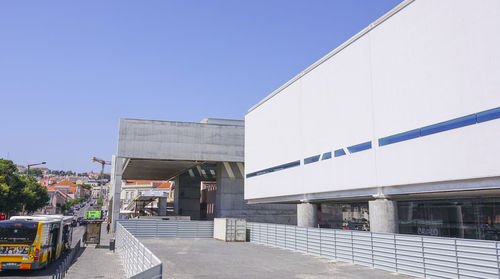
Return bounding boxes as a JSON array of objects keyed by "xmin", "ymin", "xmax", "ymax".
[{"xmin": 0, "ymin": 221, "xmax": 38, "ymax": 245}]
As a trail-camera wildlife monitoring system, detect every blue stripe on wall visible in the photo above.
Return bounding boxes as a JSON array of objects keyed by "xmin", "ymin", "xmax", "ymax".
[{"xmin": 347, "ymin": 141, "xmax": 372, "ymax": 153}]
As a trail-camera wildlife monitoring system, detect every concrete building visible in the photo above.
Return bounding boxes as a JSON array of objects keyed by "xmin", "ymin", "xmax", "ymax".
[
  {"xmin": 245, "ymin": 0, "xmax": 500, "ymax": 240},
  {"xmin": 109, "ymin": 118, "xmax": 296, "ymax": 230}
]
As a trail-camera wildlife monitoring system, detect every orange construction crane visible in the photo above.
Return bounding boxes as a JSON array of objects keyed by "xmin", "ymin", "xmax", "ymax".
[{"xmin": 91, "ymin": 157, "xmax": 111, "ymax": 199}]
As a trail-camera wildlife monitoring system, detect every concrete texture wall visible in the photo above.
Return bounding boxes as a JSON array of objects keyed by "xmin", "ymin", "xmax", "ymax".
[
  {"xmin": 297, "ymin": 203, "xmax": 318, "ymax": 227},
  {"xmin": 368, "ymin": 199, "xmax": 398, "ymax": 233},
  {"xmin": 110, "ymin": 156, "xmax": 124, "ymax": 232},
  {"xmin": 216, "ymin": 162, "xmax": 296, "ymax": 224},
  {"xmin": 118, "ymin": 118, "xmax": 244, "ymax": 162}
]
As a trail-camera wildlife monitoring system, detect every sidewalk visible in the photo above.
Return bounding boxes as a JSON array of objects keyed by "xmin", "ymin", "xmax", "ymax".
[{"xmin": 66, "ymin": 223, "xmax": 127, "ymax": 279}]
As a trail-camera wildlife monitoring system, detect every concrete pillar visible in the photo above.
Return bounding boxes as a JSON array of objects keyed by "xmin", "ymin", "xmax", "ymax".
[
  {"xmin": 368, "ymin": 199, "xmax": 398, "ymax": 233},
  {"xmin": 110, "ymin": 156, "xmax": 124, "ymax": 233},
  {"xmin": 158, "ymin": 197, "xmax": 167, "ymax": 216},
  {"xmin": 215, "ymin": 162, "xmax": 297, "ymax": 224},
  {"xmin": 297, "ymin": 202, "xmax": 318, "ymax": 227}
]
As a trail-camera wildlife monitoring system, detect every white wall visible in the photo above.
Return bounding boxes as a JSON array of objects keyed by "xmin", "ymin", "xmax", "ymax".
[{"xmin": 245, "ymin": 0, "xmax": 500, "ymax": 200}]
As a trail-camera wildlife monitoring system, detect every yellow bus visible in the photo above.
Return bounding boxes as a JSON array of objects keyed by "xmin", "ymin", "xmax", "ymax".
[{"xmin": 0, "ymin": 215, "xmax": 73, "ymax": 271}]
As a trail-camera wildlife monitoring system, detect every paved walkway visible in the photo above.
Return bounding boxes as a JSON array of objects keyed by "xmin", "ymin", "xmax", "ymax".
[
  {"xmin": 141, "ymin": 238, "xmax": 416, "ymax": 279},
  {"xmin": 66, "ymin": 223, "xmax": 126, "ymax": 279}
]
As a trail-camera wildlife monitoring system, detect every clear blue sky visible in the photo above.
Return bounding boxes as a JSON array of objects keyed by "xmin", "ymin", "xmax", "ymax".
[{"xmin": 0, "ymin": 0, "xmax": 403, "ymax": 173}]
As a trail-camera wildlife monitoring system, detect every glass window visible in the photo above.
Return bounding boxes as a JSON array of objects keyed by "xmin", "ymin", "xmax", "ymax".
[
  {"xmin": 304, "ymin": 155, "xmax": 321, "ymax": 164},
  {"xmin": 379, "ymin": 129, "xmax": 421, "ymax": 147},
  {"xmin": 246, "ymin": 160, "xmax": 301, "ymax": 178},
  {"xmin": 318, "ymin": 202, "xmax": 369, "ymax": 231},
  {"xmin": 347, "ymin": 141, "xmax": 371, "ymax": 153},
  {"xmin": 398, "ymin": 198, "xmax": 500, "ymax": 240},
  {"xmin": 477, "ymin": 107, "xmax": 500, "ymax": 123},
  {"xmin": 420, "ymin": 114, "xmax": 476, "ymax": 137},
  {"xmin": 321, "ymin": 152, "xmax": 332, "ymax": 160},
  {"xmin": 334, "ymin": 149, "xmax": 346, "ymax": 157}
]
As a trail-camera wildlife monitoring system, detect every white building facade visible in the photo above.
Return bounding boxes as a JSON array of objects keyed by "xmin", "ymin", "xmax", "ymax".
[{"xmin": 245, "ymin": 0, "xmax": 500, "ymax": 240}]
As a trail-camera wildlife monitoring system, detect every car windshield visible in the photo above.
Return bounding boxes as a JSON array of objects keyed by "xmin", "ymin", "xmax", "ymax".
[{"xmin": 0, "ymin": 221, "xmax": 39, "ymax": 245}]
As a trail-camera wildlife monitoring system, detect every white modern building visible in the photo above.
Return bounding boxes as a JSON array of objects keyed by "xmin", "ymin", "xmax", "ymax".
[{"xmin": 245, "ymin": 0, "xmax": 500, "ymax": 240}]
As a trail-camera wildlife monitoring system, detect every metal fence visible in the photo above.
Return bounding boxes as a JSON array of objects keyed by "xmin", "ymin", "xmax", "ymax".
[
  {"xmin": 118, "ymin": 220, "xmax": 214, "ymax": 238},
  {"xmin": 116, "ymin": 222, "xmax": 162, "ymax": 279},
  {"xmin": 248, "ymin": 222, "xmax": 500, "ymax": 279},
  {"xmin": 52, "ymin": 239, "xmax": 81, "ymax": 279}
]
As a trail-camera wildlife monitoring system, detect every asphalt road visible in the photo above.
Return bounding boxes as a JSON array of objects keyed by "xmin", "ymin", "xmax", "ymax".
[{"xmin": 0, "ymin": 202, "xmax": 91, "ymax": 278}]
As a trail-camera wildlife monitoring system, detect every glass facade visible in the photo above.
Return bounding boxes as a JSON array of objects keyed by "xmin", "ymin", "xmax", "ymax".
[
  {"xmin": 318, "ymin": 202, "xmax": 369, "ymax": 231},
  {"xmin": 398, "ymin": 198, "xmax": 500, "ymax": 240}
]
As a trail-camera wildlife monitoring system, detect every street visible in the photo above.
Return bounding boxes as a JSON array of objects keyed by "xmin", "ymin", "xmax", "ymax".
[{"xmin": 0, "ymin": 203, "xmax": 91, "ymax": 278}]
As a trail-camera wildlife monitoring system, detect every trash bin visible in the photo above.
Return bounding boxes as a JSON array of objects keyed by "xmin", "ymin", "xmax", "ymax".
[{"xmin": 109, "ymin": 238, "xmax": 115, "ymax": 252}]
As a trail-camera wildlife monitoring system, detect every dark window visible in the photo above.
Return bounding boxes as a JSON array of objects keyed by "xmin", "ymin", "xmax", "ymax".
[
  {"xmin": 420, "ymin": 114, "xmax": 476, "ymax": 137},
  {"xmin": 347, "ymin": 141, "xmax": 372, "ymax": 153},
  {"xmin": 334, "ymin": 149, "xmax": 346, "ymax": 157},
  {"xmin": 398, "ymin": 198, "xmax": 500, "ymax": 240},
  {"xmin": 321, "ymin": 152, "xmax": 332, "ymax": 160},
  {"xmin": 304, "ymin": 155, "xmax": 321, "ymax": 164},
  {"xmin": 246, "ymin": 160, "xmax": 301, "ymax": 178},
  {"xmin": 477, "ymin": 107, "xmax": 500, "ymax": 123},
  {"xmin": 378, "ymin": 129, "xmax": 421, "ymax": 147},
  {"xmin": 0, "ymin": 221, "xmax": 39, "ymax": 245}
]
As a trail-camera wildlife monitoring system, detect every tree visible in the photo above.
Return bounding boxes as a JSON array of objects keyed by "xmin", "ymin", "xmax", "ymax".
[
  {"xmin": 0, "ymin": 159, "xmax": 49, "ymax": 216},
  {"xmin": 22, "ymin": 168, "xmax": 43, "ymax": 177},
  {"xmin": 22, "ymin": 176, "xmax": 49, "ymax": 213},
  {"xmin": 0, "ymin": 159, "xmax": 27, "ymax": 216}
]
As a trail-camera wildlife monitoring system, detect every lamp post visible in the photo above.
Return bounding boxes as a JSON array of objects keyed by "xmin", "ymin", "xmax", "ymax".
[
  {"xmin": 27, "ymin": 161, "xmax": 46, "ymax": 177},
  {"xmin": 24, "ymin": 161, "xmax": 46, "ymax": 216}
]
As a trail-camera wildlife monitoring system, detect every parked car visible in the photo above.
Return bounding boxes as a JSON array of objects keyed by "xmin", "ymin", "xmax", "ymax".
[{"xmin": 77, "ymin": 217, "xmax": 87, "ymax": 226}]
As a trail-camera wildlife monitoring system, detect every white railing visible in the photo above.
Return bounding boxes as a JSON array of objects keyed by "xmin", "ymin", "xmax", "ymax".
[
  {"xmin": 119, "ymin": 220, "xmax": 214, "ymax": 238},
  {"xmin": 248, "ymin": 222, "xmax": 500, "ymax": 279},
  {"xmin": 116, "ymin": 223, "xmax": 162, "ymax": 279}
]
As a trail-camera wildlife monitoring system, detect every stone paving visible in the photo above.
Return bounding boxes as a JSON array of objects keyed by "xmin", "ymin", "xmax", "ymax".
[
  {"xmin": 65, "ymin": 223, "xmax": 126, "ymax": 279},
  {"xmin": 141, "ymin": 238, "xmax": 416, "ymax": 279}
]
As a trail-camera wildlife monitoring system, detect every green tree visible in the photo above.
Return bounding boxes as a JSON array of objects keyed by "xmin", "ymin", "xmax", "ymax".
[
  {"xmin": 22, "ymin": 168, "xmax": 43, "ymax": 177},
  {"xmin": 0, "ymin": 159, "xmax": 50, "ymax": 216},
  {"xmin": 22, "ymin": 176, "xmax": 49, "ymax": 213},
  {"xmin": 0, "ymin": 159, "xmax": 26, "ymax": 216}
]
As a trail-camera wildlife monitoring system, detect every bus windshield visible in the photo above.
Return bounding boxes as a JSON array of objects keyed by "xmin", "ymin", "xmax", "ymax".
[{"xmin": 0, "ymin": 221, "xmax": 39, "ymax": 245}]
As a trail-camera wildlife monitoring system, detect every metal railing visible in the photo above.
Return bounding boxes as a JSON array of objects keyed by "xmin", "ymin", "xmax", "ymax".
[
  {"xmin": 116, "ymin": 222, "xmax": 162, "ymax": 279},
  {"xmin": 52, "ymin": 240, "xmax": 81, "ymax": 279},
  {"xmin": 118, "ymin": 220, "xmax": 214, "ymax": 238},
  {"xmin": 248, "ymin": 222, "xmax": 500, "ymax": 279}
]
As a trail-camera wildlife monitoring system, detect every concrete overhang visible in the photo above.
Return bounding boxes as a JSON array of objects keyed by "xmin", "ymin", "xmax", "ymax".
[{"xmin": 117, "ymin": 118, "xmax": 244, "ymax": 180}]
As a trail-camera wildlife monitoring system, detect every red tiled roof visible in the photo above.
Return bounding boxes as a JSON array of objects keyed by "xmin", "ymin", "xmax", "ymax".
[
  {"xmin": 156, "ymin": 182, "xmax": 172, "ymax": 189},
  {"xmin": 53, "ymin": 180, "xmax": 77, "ymax": 186}
]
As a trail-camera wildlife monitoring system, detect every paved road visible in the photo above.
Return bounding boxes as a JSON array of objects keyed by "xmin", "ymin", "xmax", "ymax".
[
  {"xmin": 141, "ymin": 238, "xmax": 416, "ymax": 279},
  {"xmin": 0, "ymin": 203, "xmax": 90, "ymax": 278}
]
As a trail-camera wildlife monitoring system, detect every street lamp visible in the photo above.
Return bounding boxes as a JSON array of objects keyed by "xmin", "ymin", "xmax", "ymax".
[
  {"xmin": 23, "ymin": 162, "xmax": 46, "ymax": 216},
  {"xmin": 27, "ymin": 161, "xmax": 46, "ymax": 176}
]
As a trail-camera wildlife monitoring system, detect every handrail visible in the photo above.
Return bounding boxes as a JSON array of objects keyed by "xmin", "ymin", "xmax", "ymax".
[
  {"xmin": 116, "ymin": 222, "xmax": 162, "ymax": 279},
  {"xmin": 52, "ymin": 239, "xmax": 81, "ymax": 279}
]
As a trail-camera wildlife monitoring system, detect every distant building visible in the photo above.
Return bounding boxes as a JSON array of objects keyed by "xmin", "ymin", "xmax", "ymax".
[{"xmin": 47, "ymin": 180, "xmax": 85, "ymax": 199}]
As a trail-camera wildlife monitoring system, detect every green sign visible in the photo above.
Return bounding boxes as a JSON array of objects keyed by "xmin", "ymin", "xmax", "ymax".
[{"xmin": 85, "ymin": 210, "xmax": 102, "ymax": 219}]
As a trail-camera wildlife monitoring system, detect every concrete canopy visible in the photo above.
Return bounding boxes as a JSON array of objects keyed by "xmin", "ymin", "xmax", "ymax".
[
  {"xmin": 117, "ymin": 118, "xmax": 244, "ymax": 180},
  {"xmin": 122, "ymin": 158, "xmax": 203, "ymax": 180}
]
